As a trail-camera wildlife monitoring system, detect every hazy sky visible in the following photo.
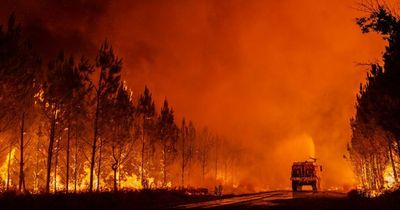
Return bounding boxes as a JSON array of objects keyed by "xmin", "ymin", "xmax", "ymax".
[{"xmin": 1, "ymin": 0, "xmax": 389, "ymax": 189}]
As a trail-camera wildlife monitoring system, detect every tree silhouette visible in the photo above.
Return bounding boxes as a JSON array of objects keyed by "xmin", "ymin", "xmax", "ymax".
[
  {"xmin": 0, "ymin": 14, "xmax": 41, "ymax": 193},
  {"xmin": 89, "ymin": 41, "xmax": 122, "ymax": 192},
  {"xmin": 179, "ymin": 119, "xmax": 196, "ymax": 187},
  {"xmin": 157, "ymin": 99, "xmax": 177, "ymax": 186},
  {"xmin": 136, "ymin": 86, "xmax": 156, "ymax": 187},
  {"xmin": 107, "ymin": 84, "xmax": 135, "ymax": 191}
]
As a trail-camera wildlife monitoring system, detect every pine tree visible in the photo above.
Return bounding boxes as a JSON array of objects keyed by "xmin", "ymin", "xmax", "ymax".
[
  {"xmin": 89, "ymin": 40, "xmax": 122, "ymax": 192},
  {"xmin": 157, "ymin": 99, "xmax": 177, "ymax": 186},
  {"xmin": 136, "ymin": 86, "xmax": 156, "ymax": 188}
]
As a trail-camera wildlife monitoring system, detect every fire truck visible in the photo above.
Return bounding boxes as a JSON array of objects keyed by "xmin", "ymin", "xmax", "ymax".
[{"xmin": 290, "ymin": 158, "xmax": 322, "ymax": 192}]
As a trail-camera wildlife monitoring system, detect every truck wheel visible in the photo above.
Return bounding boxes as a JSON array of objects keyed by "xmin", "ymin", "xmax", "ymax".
[
  {"xmin": 292, "ymin": 182, "xmax": 297, "ymax": 192},
  {"xmin": 312, "ymin": 182, "xmax": 317, "ymax": 192}
]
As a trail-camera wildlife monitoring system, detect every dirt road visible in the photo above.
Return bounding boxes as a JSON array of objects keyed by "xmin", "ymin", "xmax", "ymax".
[{"xmin": 176, "ymin": 190, "xmax": 347, "ymax": 209}]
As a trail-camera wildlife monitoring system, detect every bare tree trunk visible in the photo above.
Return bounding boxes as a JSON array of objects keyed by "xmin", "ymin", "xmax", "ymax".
[
  {"xmin": 6, "ymin": 142, "xmax": 12, "ymax": 191},
  {"xmin": 215, "ymin": 141, "xmax": 218, "ymax": 182},
  {"xmin": 141, "ymin": 117, "xmax": 145, "ymax": 187},
  {"xmin": 181, "ymin": 133, "xmax": 185, "ymax": 188},
  {"xmin": 89, "ymin": 111, "xmax": 99, "ymax": 192},
  {"xmin": 74, "ymin": 125, "xmax": 78, "ymax": 193},
  {"xmin": 89, "ymin": 73, "xmax": 103, "ymax": 192},
  {"xmin": 388, "ymin": 141, "xmax": 398, "ymax": 183},
  {"xmin": 96, "ymin": 137, "xmax": 103, "ymax": 191},
  {"xmin": 35, "ymin": 129, "xmax": 41, "ymax": 192},
  {"xmin": 202, "ymin": 157, "xmax": 206, "ymax": 186},
  {"xmin": 113, "ymin": 167, "xmax": 117, "ymax": 192},
  {"xmin": 45, "ymin": 108, "xmax": 57, "ymax": 193},
  {"xmin": 163, "ymin": 143, "xmax": 167, "ymax": 186},
  {"xmin": 187, "ymin": 161, "xmax": 191, "ymax": 187},
  {"xmin": 18, "ymin": 112, "xmax": 26, "ymax": 192},
  {"xmin": 397, "ymin": 139, "xmax": 400, "ymax": 159},
  {"xmin": 111, "ymin": 144, "xmax": 118, "ymax": 192},
  {"xmin": 118, "ymin": 167, "xmax": 122, "ymax": 190},
  {"xmin": 66, "ymin": 120, "xmax": 71, "ymax": 193},
  {"xmin": 54, "ymin": 137, "xmax": 60, "ymax": 193}
]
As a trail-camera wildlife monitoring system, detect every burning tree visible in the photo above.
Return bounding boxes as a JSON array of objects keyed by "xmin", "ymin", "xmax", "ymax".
[
  {"xmin": 197, "ymin": 128, "xmax": 213, "ymax": 185},
  {"xmin": 88, "ymin": 41, "xmax": 122, "ymax": 192},
  {"xmin": 136, "ymin": 86, "xmax": 156, "ymax": 188},
  {"xmin": 179, "ymin": 119, "xmax": 196, "ymax": 187},
  {"xmin": 0, "ymin": 14, "xmax": 41, "ymax": 193},
  {"xmin": 39, "ymin": 52, "xmax": 92, "ymax": 193},
  {"xmin": 157, "ymin": 99, "xmax": 178, "ymax": 187},
  {"xmin": 349, "ymin": 3, "xmax": 400, "ymax": 193},
  {"xmin": 107, "ymin": 84, "xmax": 135, "ymax": 191},
  {"xmin": 0, "ymin": 14, "xmax": 245, "ymax": 194}
]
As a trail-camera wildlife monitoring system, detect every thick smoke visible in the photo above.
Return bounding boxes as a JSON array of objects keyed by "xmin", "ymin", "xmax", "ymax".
[
  {"xmin": 1, "ymin": 0, "xmax": 387, "ymax": 190},
  {"xmin": 1, "ymin": 0, "xmax": 111, "ymax": 58}
]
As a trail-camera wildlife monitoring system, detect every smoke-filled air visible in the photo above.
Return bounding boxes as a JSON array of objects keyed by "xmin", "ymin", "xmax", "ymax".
[{"xmin": 2, "ymin": 0, "xmax": 398, "ymax": 196}]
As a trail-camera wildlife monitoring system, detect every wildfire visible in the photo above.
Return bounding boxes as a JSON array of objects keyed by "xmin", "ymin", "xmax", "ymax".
[
  {"xmin": 120, "ymin": 174, "xmax": 155, "ymax": 190},
  {"xmin": 51, "ymin": 174, "xmax": 65, "ymax": 192},
  {"xmin": 78, "ymin": 164, "xmax": 101, "ymax": 191},
  {"xmin": 383, "ymin": 165, "xmax": 396, "ymax": 189},
  {"xmin": 0, "ymin": 148, "xmax": 16, "ymax": 187}
]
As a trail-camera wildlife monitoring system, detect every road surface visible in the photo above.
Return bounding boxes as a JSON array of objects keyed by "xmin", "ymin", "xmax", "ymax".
[{"xmin": 176, "ymin": 190, "xmax": 346, "ymax": 209}]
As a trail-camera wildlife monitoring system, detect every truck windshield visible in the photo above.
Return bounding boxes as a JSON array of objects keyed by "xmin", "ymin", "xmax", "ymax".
[{"xmin": 292, "ymin": 167, "xmax": 301, "ymax": 177}]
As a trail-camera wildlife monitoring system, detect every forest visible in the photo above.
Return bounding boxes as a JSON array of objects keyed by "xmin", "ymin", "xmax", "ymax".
[
  {"xmin": 0, "ymin": 14, "xmax": 243, "ymax": 194},
  {"xmin": 349, "ymin": 3, "xmax": 400, "ymax": 196}
]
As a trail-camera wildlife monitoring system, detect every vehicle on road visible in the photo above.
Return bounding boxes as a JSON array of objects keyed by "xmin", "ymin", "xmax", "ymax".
[{"xmin": 290, "ymin": 158, "xmax": 322, "ymax": 192}]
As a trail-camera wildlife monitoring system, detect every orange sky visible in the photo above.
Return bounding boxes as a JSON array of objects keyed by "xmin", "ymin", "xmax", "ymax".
[{"xmin": 2, "ymin": 0, "xmax": 389, "ymax": 189}]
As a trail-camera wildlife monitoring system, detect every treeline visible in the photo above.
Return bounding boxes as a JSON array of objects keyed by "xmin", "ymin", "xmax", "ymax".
[
  {"xmin": 349, "ymin": 4, "xmax": 400, "ymax": 191},
  {"xmin": 0, "ymin": 15, "xmax": 242, "ymax": 193}
]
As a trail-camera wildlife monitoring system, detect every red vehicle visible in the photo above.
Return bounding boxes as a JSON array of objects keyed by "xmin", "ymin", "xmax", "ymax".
[{"xmin": 290, "ymin": 158, "xmax": 322, "ymax": 192}]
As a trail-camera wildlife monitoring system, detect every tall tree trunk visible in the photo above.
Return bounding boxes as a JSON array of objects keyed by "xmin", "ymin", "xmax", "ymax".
[
  {"xmin": 202, "ymin": 161, "xmax": 205, "ymax": 185},
  {"xmin": 112, "ymin": 144, "xmax": 118, "ymax": 192},
  {"xmin": 65, "ymin": 119, "xmax": 71, "ymax": 193},
  {"xmin": 89, "ymin": 108, "xmax": 99, "ymax": 192},
  {"xmin": 163, "ymin": 143, "xmax": 167, "ymax": 187},
  {"xmin": 112, "ymin": 162, "xmax": 118, "ymax": 192},
  {"xmin": 35, "ymin": 129, "xmax": 41, "ymax": 192},
  {"xmin": 215, "ymin": 142, "xmax": 218, "ymax": 182},
  {"xmin": 397, "ymin": 139, "xmax": 400, "ymax": 158},
  {"xmin": 118, "ymin": 167, "xmax": 121, "ymax": 190},
  {"xmin": 187, "ymin": 161, "xmax": 191, "ymax": 187},
  {"xmin": 45, "ymin": 108, "xmax": 57, "ymax": 193},
  {"xmin": 89, "ymin": 73, "xmax": 103, "ymax": 192},
  {"xmin": 6, "ymin": 142, "xmax": 12, "ymax": 191},
  {"xmin": 181, "ymin": 134, "xmax": 185, "ymax": 188},
  {"xmin": 141, "ymin": 118, "xmax": 145, "ymax": 187},
  {"xmin": 96, "ymin": 137, "xmax": 103, "ymax": 191},
  {"xmin": 54, "ymin": 137, "xmax": 60, "ymax": 193},
  {"xmin": 113, "ymin": 168, "xmax": 117, "ymax": 192},
  {"xmin": 388, "ymin": 141, "xmax": 398, "ymax": 183},
  {"xmin": 19, "ymin": 112, "xmax": 25, "ymax": 193},
  {"xmin": 74, "ymin": 125, "xmax": 78, "ymax": 193}
]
